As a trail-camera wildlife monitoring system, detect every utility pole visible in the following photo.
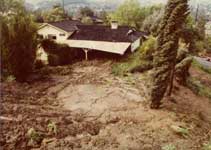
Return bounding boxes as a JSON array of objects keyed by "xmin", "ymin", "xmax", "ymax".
[
  {"xmin": 62, "ymin": 0, "xmax": 65, "ymax": 14},
  {"xmin": 195, "ymin": 4, "xmax": 199, "ymax": 22}
]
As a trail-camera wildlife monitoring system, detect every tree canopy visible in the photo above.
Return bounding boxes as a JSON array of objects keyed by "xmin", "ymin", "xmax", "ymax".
[
  {"xmin": 149, "ymin": 0, "xmax": 189, "ymax": 109},
  {"xmin": 109, "ymin": 0, "xmax": 164, "ymax": 29},
  {"xmin": 1, "ymin": 0, "xmax": 38, "ymax": 81}
]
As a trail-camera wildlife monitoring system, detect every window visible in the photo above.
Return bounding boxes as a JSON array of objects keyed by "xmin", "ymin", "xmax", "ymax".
[
  {"xmin": 59, "ymin": 33, "xmax": 66, "ymax": 36},
  {"xmin": 48, "ymin": 34, "xmax": 57, "ymax": 40}
]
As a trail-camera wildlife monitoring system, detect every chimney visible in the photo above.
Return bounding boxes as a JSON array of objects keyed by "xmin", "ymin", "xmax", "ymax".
[{"xmin": 111, "ymin": 21, "xmax": 118, "ymax": 29}]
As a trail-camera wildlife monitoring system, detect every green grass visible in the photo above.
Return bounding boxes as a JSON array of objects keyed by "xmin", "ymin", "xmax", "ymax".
[
  {"xmin": 203, "ymin": 142, "xmax": 211, "ymax": 150},
  {"xmin": 192, "ymin": 59, "xmax": 211, "ymax": 74},
  {"xmin": 187, "ymin": 77, "xmax": 211, "ymax": 100},
  {"xmin": 112, "ymin": 36, "xmax": 156, "ymax": 76},
  {"xmin": 161, "ymin": 144, "xmax": 176, "ymax": 150}
]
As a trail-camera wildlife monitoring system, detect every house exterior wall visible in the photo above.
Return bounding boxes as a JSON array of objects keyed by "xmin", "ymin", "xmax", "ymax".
[
  {"xmin": 131, "ymin": 38, "xmax": 141, "ymax": 52},
  {"xmin": 205, "ymin": 21, "xmax": 211, "ymax": 37},
  {"xmin": 36, "ymin": 47, "xmax": 48, "ymax": 65},
  {"xmin": 37, "ymin": 25, "xmax": 71, "ymax": 42}
]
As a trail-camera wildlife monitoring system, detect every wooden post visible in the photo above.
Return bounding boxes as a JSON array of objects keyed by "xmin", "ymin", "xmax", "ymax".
[{"xmin": 84, "ymin": 49, "xmax": 88, "ymax": 60}]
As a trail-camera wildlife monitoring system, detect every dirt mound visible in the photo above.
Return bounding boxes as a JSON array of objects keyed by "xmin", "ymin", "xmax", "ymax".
[{"xmin": 1, "ymin": 60, "xmax": 211, "ymax": 150}]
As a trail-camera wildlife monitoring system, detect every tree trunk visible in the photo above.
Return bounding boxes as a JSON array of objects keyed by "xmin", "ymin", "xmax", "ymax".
[{"xmin": 167, "ymin": 63, "xmax": 176, "ymax": 96}]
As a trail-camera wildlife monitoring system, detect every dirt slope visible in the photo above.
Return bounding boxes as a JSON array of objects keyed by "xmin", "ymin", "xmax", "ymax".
[{"xmin": 1, "ymin": 60, "xmax": 211, "ymax": 150}]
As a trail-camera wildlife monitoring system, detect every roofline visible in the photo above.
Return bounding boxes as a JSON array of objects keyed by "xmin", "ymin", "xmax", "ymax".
[{"xmin": 38, "ymin": 23, "xmax": 70, "ymax": 34}]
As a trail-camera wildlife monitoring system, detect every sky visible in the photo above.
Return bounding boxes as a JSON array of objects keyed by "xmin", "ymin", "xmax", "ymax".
[{"xmin": 25, "ymin": 0, "xmax": 168, "ymax": 5}]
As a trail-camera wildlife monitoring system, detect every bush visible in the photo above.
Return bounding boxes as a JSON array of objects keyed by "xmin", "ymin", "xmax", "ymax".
[
  {"xmin": 41, "ymin": 39, "xmax": 82, "ymax": 66},
  {"xmin": 112, "ymin": 36, "xmax": 157, "ymax": 76},
  {"xmin": 48, "ymin": 54, "xmax": 60, "ymax": 66},
  {"xmin": 195, "ymin": 41, "xmax": 206, "ymax": 55},
  {"xmin": 187, "ymin": 77, "xmax": 211, "ymax": 99},
  {"xmin": 34, "ymin": 60, "xmax": 45, "ymax": 69},
  {"xmin": 204, "ymin": 37, "xmax": 211, "ymax": 54}
]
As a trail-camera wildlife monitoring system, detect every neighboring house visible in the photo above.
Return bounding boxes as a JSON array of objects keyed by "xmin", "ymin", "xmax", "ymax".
[
  {"xmin": 37, "ymin": 20, "xmax": 82, "ymax": 64},
  {"xmin": 205, "ymin": 21, "xmax": 211, "ymax": 37},
  {"xmin": 37, "ymin": 20, "xmax": 82, "ymax": 42},
  {"xmin": 37, "ymin": 20, "xmax": 147, "ymax": 62}
]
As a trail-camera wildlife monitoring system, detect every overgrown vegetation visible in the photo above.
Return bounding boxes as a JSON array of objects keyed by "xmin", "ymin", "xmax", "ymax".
[
  {"xmin": 187, "ymin": 77, "xmax": 211, "ymax": 100},
  {"xmin": 112, "ymin": 36, "xmax": 156, "ymax": 76},
  {"xmin": 109, "ymin": 0, "xmax": 163, "ymax": 29},
  {"xmin": 41, "ymin": 39, "xmax": 84, "ymax": 66},
  {"xmin": 149, "ymin": 0, "xmax": 189, "ymax": 108},
  {"xmin": 1, "ymin": 0, "xmax": 38, "ymax": 82}
]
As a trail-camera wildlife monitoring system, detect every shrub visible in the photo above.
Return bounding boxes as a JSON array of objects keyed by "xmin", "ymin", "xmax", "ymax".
[
  {"xmin": 48, "ymin": 54, "xmax": 60, "ymax": 66},
  {"xmin": 194, "ymin": 41, "xmax": 206, "ymax": 54},
  {"xmin": 187, "ymin": 77, "xmax": 211, "ymax": 99},
  {"xmin": 41, "ymin": 39, "xmax": 82, "ymax": 66},
  {"xmin": 34, "ymin": 60, "xmax": 45, "ymax": 69},
  {"xmin": 112, "ymin": 36, "xmax": 157, "ymax": 76},
  {"xmin": 162, "ymin": 144, "xmax": 176, "ymax": 150},
  {"xmin": 205, "ymin": 37, "xmax": 211, "ymax": 54}
]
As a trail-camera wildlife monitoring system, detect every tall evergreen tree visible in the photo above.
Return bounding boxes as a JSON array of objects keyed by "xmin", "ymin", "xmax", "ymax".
[
  {"xmin": 149, "ymin": 0, "xmax": 189, "ymax": 109},
  {"xmin": 8, "ymin": 11, "xmax": 38, "ymax": 82}
]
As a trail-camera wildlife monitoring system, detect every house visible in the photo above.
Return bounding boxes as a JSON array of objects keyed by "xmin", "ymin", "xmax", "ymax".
[
  {"xmin": 37, "ymin": 20, "xmax": 82, "ymax": 42},
  {"xmin": 37, "ymin": 20, "xmax": 147, "ymax": 62},
  {"xmin": 205, "ymin": 21, "xmax": 211, "ymax": 37},
  {"xmin": 37, "ymin": 20, "xmax": 82, "ymax": 64}
]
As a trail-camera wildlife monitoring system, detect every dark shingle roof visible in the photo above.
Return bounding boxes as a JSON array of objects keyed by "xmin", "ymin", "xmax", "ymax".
[
  {"xmin": 68, "ymin": 25, "xmax": 146, "ymax": 42},
  {"xmin": 48, "ymin": 20, "xmax": 82, "ymax": 32}
]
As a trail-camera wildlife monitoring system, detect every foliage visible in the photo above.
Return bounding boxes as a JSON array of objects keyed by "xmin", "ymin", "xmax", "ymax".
[
  {"xmin": 195, "ymin": 41, "xmax": 206, "ymax": 54},
  {"xmin": 176, "ymin": 46, "xmax": 189, "ymax": 63},
  {"xmin": 99, "ymin": 10, "xmax": 109, "ymax": 25},
  {"xmin": 42, "ymin": 5, "xmax": 68, "ymax": 22},
  {"xmin": 41, "ymin": 39, "xmax": 83, "ymax": 66},
  {"xmin": 187, "ymin": 77, "xmax": 211, "ymax": 99},
  {"xmin": 204, "ymin": 37, "xmax": 211, "ymax": 53},
  {"xmin": 79, "ymin": 6, "xmax": 94, "ymax": 17},
  {"xmin": 181, "ymin": 14, "xmax": 207, "ymax": 54},
  {"xmin": 142, "ymin": 8, "xmax": 164, "ymax": 36},
  {"xmin": 34, "ymin": 60, "xmax": 45, "ymax": 69},
  {"xmin": 27, "ymin": 128, "xmax": 43, "ymax": 144},
  {"xmin": 47, "ymin": 121, "xmax": 57, "ymax": 135},
  {"xmin": 81, "ymin": 16, "xmax": 94, "ymax": 25},
  {"xmin": 149, "ymin": 0, "xmax": 189, "ymax": 109},
  {"xmin": 0, "ymin": 16, "xmax": 10, "ymax": 80},
  {"xmin": 203, "ymin": 142, "xmax": 211, "ymax": 150},
  {"xmin": 8, "ymin": 12, "xmax": 37, "ymax": 82},
  {"xmin": 112, "ymin": 36, "xmax": 156, "ymax": 76},
  {"xmin": 162, "ymin": 144, "xmax": 176, "ymax": 150},
  {"xmin": 1, "ymin": 0, "xmax": 38, "ymax": 82},
  {"xmin": 109, "ymin": 0, "xmax": 145, "ymax": 29},
  {"xmin": 175, "ymin": 56, "xmax": 193, "ymax": 85}
]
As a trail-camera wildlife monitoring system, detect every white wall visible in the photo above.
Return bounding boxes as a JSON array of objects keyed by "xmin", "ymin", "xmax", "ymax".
[
  {"xmin": 131, "ymin": 38, "xmax": 141, "ymax": 52},
  {"xmin": 36, "ymin": 47, "xmax": 48, "ymax": 65},
  {"xmin": 37, "ymin": 25, "xmax": 71, "ymax": 42}
]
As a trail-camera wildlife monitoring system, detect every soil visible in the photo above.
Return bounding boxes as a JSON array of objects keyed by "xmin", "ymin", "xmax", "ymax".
[{"xmin": 1, "ymin": 60, "xmax": 211, "ymax": 150}]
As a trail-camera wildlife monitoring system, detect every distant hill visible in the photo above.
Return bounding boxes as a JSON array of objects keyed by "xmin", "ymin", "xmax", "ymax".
[{"xmin": 25, "ymin": 0, "xmax": 211, "ymax": 12}]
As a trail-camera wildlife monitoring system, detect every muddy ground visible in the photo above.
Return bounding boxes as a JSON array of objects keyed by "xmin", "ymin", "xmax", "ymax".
[{"xmin": 1, "ymin": 60, "xmax": 211, "ymax": 150}]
